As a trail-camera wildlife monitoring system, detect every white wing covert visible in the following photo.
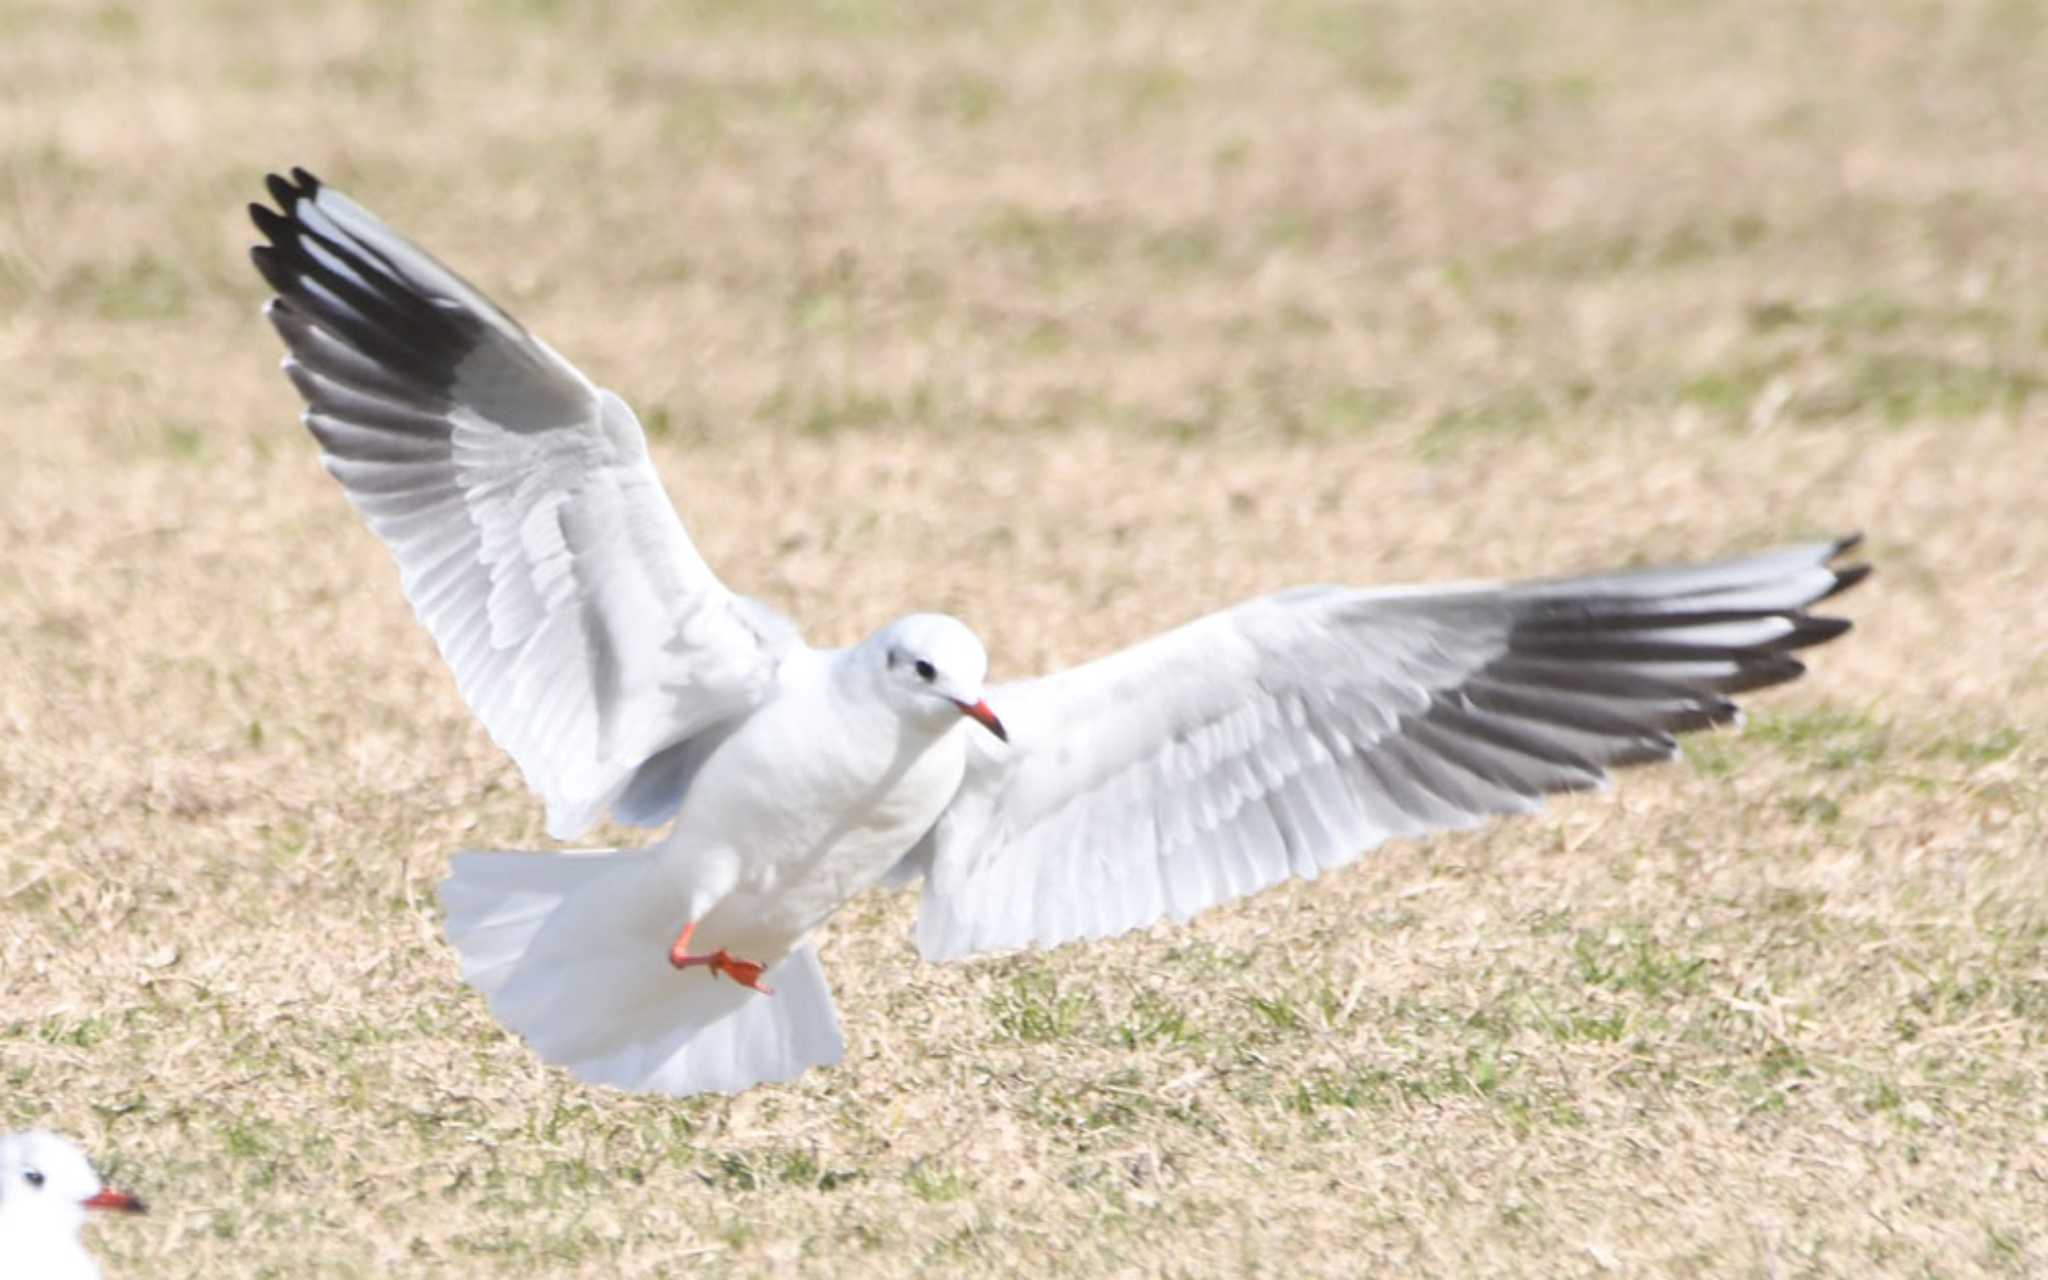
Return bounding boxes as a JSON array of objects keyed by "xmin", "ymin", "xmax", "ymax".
[
  {"xmin": 910, "ymin": 537, "xmax": 1868, "ymax": 961},
  {"xmin": 251, "ymin": 169, "xmax": 796, "ymax": 839}
]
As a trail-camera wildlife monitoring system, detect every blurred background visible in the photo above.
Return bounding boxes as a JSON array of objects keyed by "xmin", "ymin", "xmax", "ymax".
[{"xmin": 2, "ymin": 2, "xmax": 2043, "ymax": 1276}]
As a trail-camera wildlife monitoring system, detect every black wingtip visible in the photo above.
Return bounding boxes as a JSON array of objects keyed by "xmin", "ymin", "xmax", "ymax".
[
  {"xmin": 248, "ymin": 202, "xmax": 288, "ymax": 240},
  {"xmin": 1810, "ymin": 531, "xmax": 1871, "ymax": 603},
  {"xmin": 1712, "ymin": 652, "xmax": 1809, "ymax": 695},
  {"xmin": 263, "ymin": 171, "xmax": 298, "ymax": 210},
  {"xmin": 246, "ymin": 166, "xmax": 495, "ymax": 401},
  {"xmin": 1792, "ymin": 614, "xmax": 1854, "ymax": 646},
  {"xmin": 1822, "ymin": 561, "xmax": 1873, "ymax": 602},
  {"xmin": 257, "ymin": 168, "xmax": 321, "ymax": 222},
  {"xmin": 248, "ymin": 243, "xmax": 293, "ymax": 297}
]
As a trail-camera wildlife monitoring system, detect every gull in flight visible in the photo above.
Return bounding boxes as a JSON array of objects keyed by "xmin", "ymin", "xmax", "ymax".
[
  {"xmin": 249, "ymin": 169, "xmax": 1868, "ymax": 1097},
  {"xmin": 0, "ymin": 1132, "xmax": 146, "ymax": 1280}
]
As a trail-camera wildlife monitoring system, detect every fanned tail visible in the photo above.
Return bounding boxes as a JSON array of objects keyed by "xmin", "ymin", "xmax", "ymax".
[{"xmin": 438, "ymin": 849, "xmax": 844, "ymax": 1096}]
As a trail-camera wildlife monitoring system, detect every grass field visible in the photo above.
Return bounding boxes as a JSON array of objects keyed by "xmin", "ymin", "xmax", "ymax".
[{"xmin": 4, "ymin": 1, "xmax": 2046, "ymax": 1275}]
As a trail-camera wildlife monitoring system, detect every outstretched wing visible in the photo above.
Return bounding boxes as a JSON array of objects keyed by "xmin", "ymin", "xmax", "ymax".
[
  {"xmin": 250, "ymin": 169, "xmax": 797, "ymax": 839},
  {"xmin": 910, "ymin": 537, "xmax": 1868, "ymax": 960}
]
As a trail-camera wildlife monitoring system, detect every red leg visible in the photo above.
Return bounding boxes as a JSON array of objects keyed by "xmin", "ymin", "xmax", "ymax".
[{"xmin": 667, "ymin": 921, "xmax": 699, "ymax": 970}]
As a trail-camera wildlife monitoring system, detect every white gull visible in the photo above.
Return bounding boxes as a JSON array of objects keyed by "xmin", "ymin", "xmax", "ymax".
[
  {"xmin": 0, "ymin": 1132, "xmax": 146, "ymax": 1280},
  {"xmin": 249, "ymin": 169, "xmax": 1868, "ymax": 1097}
]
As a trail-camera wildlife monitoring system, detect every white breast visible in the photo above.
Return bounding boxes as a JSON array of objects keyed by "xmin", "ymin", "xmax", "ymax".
[
  {"xmin": 653, "ymin": 648, "xmax": 970, "ymax": 952},
  {"xmin": 0, "ymin": 1227, "xmax": 102, "ymax": 1280}
]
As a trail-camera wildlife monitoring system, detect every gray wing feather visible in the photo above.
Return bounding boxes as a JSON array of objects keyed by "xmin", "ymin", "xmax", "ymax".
[
  {"xmin": 251, "ymin": 169, "xmax": 795, "ymax": 838},
  {"xmin": 910, "ymin": 537, "xmax": 1868, "ymax": 961}
]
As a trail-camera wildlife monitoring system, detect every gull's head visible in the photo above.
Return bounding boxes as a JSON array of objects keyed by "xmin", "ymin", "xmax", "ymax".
[
  {"xmin": 0, "ymin": 1131, "xmax": 146, "ymax": 1235},
  {"xmin": 870, "ymin": 614, "xmax": 1006, "ymax": 742}
]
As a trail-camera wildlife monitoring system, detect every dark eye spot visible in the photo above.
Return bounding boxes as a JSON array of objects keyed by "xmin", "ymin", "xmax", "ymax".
[
  {"xmin": 23, "ymin": 1168, "xmax": 43, "ymax": 1188},
  {"xmin": 914, "ymin": 659, "xmax": 936, "ymax": 683}
]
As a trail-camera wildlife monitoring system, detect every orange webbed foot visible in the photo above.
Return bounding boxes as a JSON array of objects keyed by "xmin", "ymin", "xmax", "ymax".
[
  {"xmin": 667, "ymin": 922, "xmax": 774, "ymax": 994},
  {"xmin": 710, "ymin": 951, "xmax": 774, "ymax": 994}
]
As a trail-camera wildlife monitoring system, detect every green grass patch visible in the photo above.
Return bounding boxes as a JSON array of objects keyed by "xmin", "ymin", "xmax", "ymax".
[
  {"xmin": 1572, "ymin": 926, "xmax": 1710, "ymax": 1000},
  {"xmin": 989, "ymin": 968, "xmax": 1100, "ymax": 1044},
  {"xmin": 1420, "ymin": 388, "xmax": 1551, "ymax": 458},
  {"xmin": 1744, "ymin": 707, "xmax": 1889, "ymax": 770}
]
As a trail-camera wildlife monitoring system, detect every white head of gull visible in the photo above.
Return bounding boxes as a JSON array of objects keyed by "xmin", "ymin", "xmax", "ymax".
[{"xmin": 0, "ymin": 1131, "xmax": 145, "ymax": 1280}]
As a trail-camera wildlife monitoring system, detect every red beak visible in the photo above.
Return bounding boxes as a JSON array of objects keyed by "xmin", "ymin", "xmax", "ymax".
[
  {"xmin": 955, "ymin": 698, "xmax": 1008, "ymax": 743},
  {"xmin": 83, "ymin": 1187, "xmax": 146, "ymax": 1214}
]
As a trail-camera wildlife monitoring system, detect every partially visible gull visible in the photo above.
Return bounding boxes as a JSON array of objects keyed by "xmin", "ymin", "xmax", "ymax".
[{"xmin": 0, "ymin": 1131, "xmax": 146, "ymax": 1280}]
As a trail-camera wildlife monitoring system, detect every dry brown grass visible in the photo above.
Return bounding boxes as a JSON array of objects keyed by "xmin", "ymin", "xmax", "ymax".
[{"xmin": 3, "ymin": 1, "xmax": 2046, "ymax": 1275}]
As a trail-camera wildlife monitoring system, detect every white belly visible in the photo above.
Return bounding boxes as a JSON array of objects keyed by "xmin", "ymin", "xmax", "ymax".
[{"xmin": 648, "ymin": 653, "xmax": 967, "ymax": 960}]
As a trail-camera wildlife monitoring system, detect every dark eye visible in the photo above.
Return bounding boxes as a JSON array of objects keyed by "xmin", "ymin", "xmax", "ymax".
[
  {"xmin": 23, "ymin": 1168, "xmax": 43, "ymax": 1188},
  {"xmin": 914, "ymin": 659, "xmax": 936, "ymax": 683}
]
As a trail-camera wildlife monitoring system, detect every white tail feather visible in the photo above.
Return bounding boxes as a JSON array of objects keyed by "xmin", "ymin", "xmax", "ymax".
[{"xmin": 439, "ymin": 849, "xmax": 844, "ymax": 1096}]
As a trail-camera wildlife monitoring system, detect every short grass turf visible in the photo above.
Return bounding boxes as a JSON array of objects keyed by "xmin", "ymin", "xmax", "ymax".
[{"xmin": 3, "ymin": 1, "xmax": 2046, "ymax": 1276}]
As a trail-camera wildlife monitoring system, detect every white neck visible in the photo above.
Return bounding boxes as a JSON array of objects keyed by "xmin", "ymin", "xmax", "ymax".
[{"xmin": 0, "ymin": 1211, "xmax": 100, "ymax": 1280}]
